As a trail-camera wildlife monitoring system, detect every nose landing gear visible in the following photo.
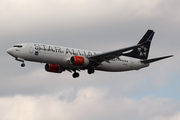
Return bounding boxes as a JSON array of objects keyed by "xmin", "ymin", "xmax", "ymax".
[
  {"xmin": 21, "ymin": 62, "xmax": 25, "ymax": 67},
  {"xmin": 15, "ymin": 58, "xmax": 25, "ymax": 67}
]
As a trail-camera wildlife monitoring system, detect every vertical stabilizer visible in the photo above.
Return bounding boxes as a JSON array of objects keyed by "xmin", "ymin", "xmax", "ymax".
[{"xmin": 123, "ymin": 30, "xmax": 154, "ymax": 59}]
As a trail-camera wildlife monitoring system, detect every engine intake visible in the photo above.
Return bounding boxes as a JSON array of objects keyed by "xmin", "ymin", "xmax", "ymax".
[
  {"xmin": 70, "ymin": 56, "xmax": 89, "ymax": 66},
  {"xmin": 45, "ymin": 64, "xmax": 64, "ymax": 73}
]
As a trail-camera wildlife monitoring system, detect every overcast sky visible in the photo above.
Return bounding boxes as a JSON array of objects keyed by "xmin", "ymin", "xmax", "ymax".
[{"xmin": 0, "ymin": 0, "xmax": 180, "ymax": 120}]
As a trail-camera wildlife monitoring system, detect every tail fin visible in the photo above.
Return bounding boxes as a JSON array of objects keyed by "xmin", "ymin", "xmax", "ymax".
[{"xmin": 123, "ymin": 30, "xmax": 154, "ymax": 60}]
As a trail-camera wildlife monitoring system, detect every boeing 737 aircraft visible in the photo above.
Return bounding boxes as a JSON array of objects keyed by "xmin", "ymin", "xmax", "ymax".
[{"xmin": 7, "ymin": 30, "xmax": 173, "ymax": 78}]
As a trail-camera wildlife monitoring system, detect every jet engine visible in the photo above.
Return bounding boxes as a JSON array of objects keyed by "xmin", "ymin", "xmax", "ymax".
[
  {"xmin": 45, "ymin": 64, "xmax": 64, "ymax": 73},
  {"xmin": 70, "ymin": 56, "xmax": 89, "ymax": 66}
]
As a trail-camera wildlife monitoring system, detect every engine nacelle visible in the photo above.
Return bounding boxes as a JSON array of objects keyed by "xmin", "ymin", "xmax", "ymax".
[
  {"xmin": 45, "ymin": 64, "xmax": 64, "ymax": 73},
  {"xmin": 70, "ymin": 56, "xmax": 89, "ymax": 66}
]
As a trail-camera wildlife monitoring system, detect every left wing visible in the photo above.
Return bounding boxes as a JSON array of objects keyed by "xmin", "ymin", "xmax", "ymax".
[{"xmin": 88, "ymin": 30, "xmax": 153, "ymax": 64}]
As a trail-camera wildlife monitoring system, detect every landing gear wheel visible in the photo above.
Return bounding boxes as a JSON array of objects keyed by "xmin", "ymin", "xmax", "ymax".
[
  {"xmin": 21, "ymin": 63, "xmax": 25, "ymax": 67},
  {"xmin": 72, "ymin": 72, "xmax": 79, "ymax": 78},
  {"xmin": 88, "ymin": 68, "xmax": 95, "ymax": 74}
]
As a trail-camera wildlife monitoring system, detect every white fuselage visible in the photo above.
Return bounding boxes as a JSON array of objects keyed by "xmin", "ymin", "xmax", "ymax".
[{"xmin": 7, "ymin": 43, "xmax": 149, "ymax": 72}]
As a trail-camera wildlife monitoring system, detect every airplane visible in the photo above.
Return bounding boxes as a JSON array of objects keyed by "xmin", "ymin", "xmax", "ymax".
[{"xmin": 7, "ymin": 30, "xmax": 173, "ymax": 78}]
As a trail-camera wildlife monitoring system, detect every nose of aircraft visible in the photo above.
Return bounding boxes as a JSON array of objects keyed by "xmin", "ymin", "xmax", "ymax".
[{"xmin": 7, "ymin": 48, "xmax": 14, "ymax": 55}]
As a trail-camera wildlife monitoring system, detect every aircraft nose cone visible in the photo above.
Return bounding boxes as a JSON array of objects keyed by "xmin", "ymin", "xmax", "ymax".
[{"xmin": 7, "ymin": 48, "xmax": 14, "ymax": 55}]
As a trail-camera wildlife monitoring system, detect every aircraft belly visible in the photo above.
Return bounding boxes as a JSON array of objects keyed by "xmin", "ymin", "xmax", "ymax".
[{"xmin": 96, "ymin": 61, "xmax": 132, "ymax": 72}]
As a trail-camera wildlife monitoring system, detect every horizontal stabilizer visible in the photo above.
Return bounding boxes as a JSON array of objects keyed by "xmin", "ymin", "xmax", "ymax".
[{"xmin": 141, "ymin": 55, "xmax": 173, "ymax": 64}]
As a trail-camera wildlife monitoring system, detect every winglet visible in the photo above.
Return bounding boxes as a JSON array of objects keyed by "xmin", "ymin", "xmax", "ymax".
[{"xmin": 141, "ymin": 55, "xmax": 173, "ymax": 64}]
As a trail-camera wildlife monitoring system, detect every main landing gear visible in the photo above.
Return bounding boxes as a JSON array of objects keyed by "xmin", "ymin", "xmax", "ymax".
[
  {"xmin": 88, "ymin": 68, "xmax": 95, "ymax": 74},
  {"xmin": 72, "ymin": 67, "xmax": 95, "ymax": 78},
  {"xmin": 72, "ymin": 72, "xmax": 79, "ymax": 78}
]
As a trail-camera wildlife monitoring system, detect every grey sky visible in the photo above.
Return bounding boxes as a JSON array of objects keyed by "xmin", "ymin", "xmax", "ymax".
[{"xmin": 0, "ymin": 0, "xmax": 180, "ymax": 120}]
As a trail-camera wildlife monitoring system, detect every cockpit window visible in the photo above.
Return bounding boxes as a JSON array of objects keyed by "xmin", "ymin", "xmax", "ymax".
[{"xmin": 13, "ymin": 45, "xmax": 23, "ymax": 48}]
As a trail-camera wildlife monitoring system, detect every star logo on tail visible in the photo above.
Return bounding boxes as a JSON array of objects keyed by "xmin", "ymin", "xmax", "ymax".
[{"xmin": 138, "ymin": 46, "xmax": 147, "ymax": 56}]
